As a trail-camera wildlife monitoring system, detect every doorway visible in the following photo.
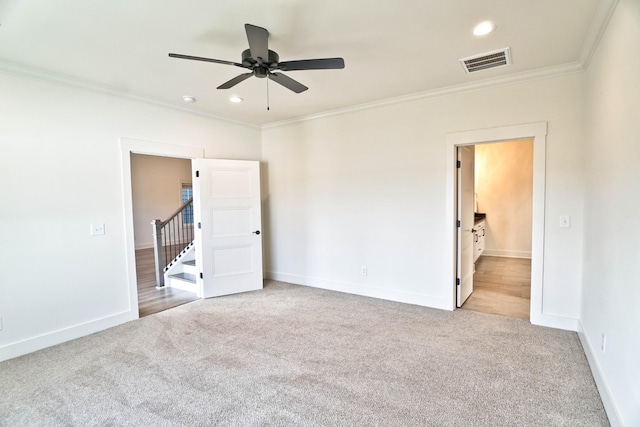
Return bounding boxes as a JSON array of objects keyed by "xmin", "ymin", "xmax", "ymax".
[
  {"xmin": 444, "ymin": 122, "xmax": 547, "ymax": 325},
  {"xmin": 121, "ymin": 138, "xmax": 265, "ymax": 320},
  {"xmin": 130, "ymin": 153, "xmax": 199, "ymax": 317},
  {"xmin": 121, "ymin": 138, "xmax": 204, "ymax": 320},
  {"xmin": 458, "ymin": 140, "xmax": 534, "ymax": 320}
]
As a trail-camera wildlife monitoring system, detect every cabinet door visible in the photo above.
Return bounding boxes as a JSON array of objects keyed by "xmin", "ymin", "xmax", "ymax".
[{"xmin": 473, "ymin": 230, "xmax": 480, "ymax": 262}]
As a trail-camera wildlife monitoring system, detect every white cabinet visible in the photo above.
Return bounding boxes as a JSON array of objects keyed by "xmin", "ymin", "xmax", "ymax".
[{"xmin": 473, "ymin": 219, "xmax": 486, "ymax": 262}]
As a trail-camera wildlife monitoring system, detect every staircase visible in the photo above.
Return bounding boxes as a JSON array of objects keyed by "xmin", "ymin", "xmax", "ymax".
[
  {"xmin": 151, "ymin": 197, "xmax": 199, "ymax": 296},
  {"xmin": 163, "ymin": 242, "xmax": 199, "ymax": 295}
]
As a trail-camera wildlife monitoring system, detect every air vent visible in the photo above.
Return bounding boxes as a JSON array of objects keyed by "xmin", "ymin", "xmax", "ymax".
[{"xmin": 459, "ymin": 48, "xmax": 512, "ymax": 74}]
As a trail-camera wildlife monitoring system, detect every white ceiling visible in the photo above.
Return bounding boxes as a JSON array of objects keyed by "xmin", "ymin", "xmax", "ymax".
[{"xmin": 0, "ymin": 0, "xmax": 608, "ymax": 127}]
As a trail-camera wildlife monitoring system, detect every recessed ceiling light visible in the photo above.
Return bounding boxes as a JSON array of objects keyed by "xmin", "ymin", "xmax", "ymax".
[
  {"xmin": 230, "ymin": 96, "xmax": 243, "ymax": 103},
  {"xmin": 473, "ymin": 21, "xmax": 496, "ymax": 36},
  {"xmin": 182, "ymin": 95, "xmax": 196, "ymax": 103}
]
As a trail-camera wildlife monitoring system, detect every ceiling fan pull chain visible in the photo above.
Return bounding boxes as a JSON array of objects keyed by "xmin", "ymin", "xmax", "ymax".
[{"xmin": 266, "ymin": 75, "xmax": 270, "ymax": 111}]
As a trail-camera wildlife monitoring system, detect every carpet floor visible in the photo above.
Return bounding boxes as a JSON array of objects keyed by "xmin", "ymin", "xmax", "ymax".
[{"xmin": 0, "ymin": 281, "xmax": 608, "ymax": 426}]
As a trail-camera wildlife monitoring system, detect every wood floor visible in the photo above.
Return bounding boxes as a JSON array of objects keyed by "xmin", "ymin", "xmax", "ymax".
[
  {"xmin": 460, "ymin": 255, "xmax": 531, "ymax": 320},
  {"xmin": 136, "ymin": 250, "xmax": 529, "ymax": 319},
  {"xmin": 135, "ymin": 248, "xmax": 199, "ymax": 317}
]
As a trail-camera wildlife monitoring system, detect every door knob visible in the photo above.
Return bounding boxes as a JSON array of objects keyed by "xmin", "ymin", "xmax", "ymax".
[{"xmin": 253, "ymin": 230, "xmax": 261, "ymax": 235}]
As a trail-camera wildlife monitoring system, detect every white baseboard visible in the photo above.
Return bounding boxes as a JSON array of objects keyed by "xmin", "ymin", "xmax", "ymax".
[
  {"xmin": 530, "ymin": 312, "xmax": 581, "ymax": 331},
  {"xmin": 0, "ymin": 310, "xmax": 134, "ymax": 362},
  {"xmin": 577, "ymin": 321, "xmax": 623, "ymax": 427},
  {"xmin": 482, "ymin": 249, "xmax": 532, "ymax": 259},
  {"xmin": 266, "ymin": 271, "xmax": 450, "ymax": 310}
]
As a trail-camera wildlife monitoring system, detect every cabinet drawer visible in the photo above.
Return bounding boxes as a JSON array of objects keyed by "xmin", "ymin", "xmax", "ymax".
[{"xmin": 474, "ymin": 220, "xmax": 486, "ymax": 261}]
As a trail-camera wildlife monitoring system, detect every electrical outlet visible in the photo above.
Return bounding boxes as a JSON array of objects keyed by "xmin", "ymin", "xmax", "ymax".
[
  {"xmin": 361, "ymin": 266, "xmax": 367, "ymax": 276},
  {"xmin": 91, "ymin": 223, "xmax": 105, "ymax": 236},
  {"xmin": 601, "ymin": 334, "xmax": 606, "ymax": 353}
]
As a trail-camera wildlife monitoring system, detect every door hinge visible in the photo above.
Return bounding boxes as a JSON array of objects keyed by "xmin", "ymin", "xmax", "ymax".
[
  {"xmin": 456, "ymin": 278, "xmax": 461, "ymax": 286},
  {"xmin": 456, "ymin": 160, "xmax": 461, "ymax": 168},
  {"xmin": 200, "ymin": 272, "xmax": 203, "ymax": 279},
  {"xmin": 457, "ymin": 220, "xmax": 461, "ymax": 228},
  {"xmin": 198, "ymin": 222, "xmax": 201, "ymax": 229},
  {"xmin": 195, "ymin": 170, "xmax": 200, "ymax": 178}
]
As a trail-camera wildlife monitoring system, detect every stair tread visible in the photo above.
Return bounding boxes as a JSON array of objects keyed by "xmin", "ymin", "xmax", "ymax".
[
  {"xmin": 182, "ymin": 259, "xmax": 196, "ymax": 266},
  {"xmin": 168, "ymin": 272, "xmax": 196, "ymax": 283}
]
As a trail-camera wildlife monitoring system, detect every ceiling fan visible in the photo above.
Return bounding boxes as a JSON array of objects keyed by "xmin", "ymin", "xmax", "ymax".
[{"xmin": 169, "ymin": 23, "xmax": 345, "ymax": 94}]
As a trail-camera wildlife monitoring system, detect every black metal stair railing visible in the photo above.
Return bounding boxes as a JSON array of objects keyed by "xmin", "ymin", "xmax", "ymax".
[{"xmin": 151, "ymin": 197, "xmax": 194, "ymax": 288}]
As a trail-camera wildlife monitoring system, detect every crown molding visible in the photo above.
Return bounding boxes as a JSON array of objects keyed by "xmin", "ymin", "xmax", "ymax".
[
  {"xmin": 262, "ymin": 0, "xmax": 618, "ymax": 130},
  {"xmin": 1, "ymin": 0, "xmax": 617, "ymax": 133},
  {"xmin": 0, "ymin": 60, "xmax": 260, "ymax": 130},
  {"xmin": 0, "ymin": 57, "xmax": 588, "ymax": 132},
  {"xmin": 262, "ymin": 62, "xmax": 585, "ymax": 130},
  {"xmin": 579, "ymin": 0, "xmax": 619, "ymax": 68}
]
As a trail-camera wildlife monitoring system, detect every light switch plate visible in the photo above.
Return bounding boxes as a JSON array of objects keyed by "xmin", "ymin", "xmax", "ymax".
[
  {"xmin": 91, "ymin": 223, "xmax": 105, "ymax": 236},
  {"xmin": 560, "ymin": 216, "xmax": 571, "ymax": 228}
]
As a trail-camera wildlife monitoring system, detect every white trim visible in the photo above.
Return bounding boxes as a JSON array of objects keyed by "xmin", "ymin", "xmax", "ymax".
[
  {"xmin": 263, "ymin": 63, "xmax": 583, "ymax": 129},
  {"xmin": 579, "ymin": 0, "xmax": 620, "ymax": 68},
  {"xmin": 120, "ymin": 138, "xmax": 204, "ymax": 320},
  {"xmin": 482, "ymin": 250, "xmax": 532, "ymax": 259},
  {"xmin": 578, "ymin": 321, "xmax": 623, "ymax": 427},
  {"xmin": 0, "ymin": 2, "xmax": 616, "ymax": 133},
  {"xmin": 0, "ymin": 311, "xmax": 131, "ymax": 362},
  {"xmin": 266, "ymin": 271, "xmax": 450, "ymax": 311},
  {"xmin": 445, "ymin": 123, "xmax": 549, "ymax": 327},
  {"xmin": 533, "ymin": 313, "xmax": 580, "ymax": 332},
  {"xmin": 0, "ymin": 59, "xmax": 259, "ymax": 130}
]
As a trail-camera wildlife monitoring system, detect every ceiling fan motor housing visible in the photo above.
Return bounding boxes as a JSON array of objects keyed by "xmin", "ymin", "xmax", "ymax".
[{"xmin": 242, "ymin": 49, "xmax": 280, "ymax": 78}]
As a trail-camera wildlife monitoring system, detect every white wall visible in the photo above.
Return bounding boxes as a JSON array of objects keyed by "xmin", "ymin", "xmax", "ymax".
[
  {"xmin": 0, "ymin": 73, "xmax": 261, "ymax": 361},
  {"xmin": 582, "ymin": 0, "xmax": 640, "ymax": 425},
  {"xmin": 0, "ymin": 5, "xmax": 636, "ymax": 422},
  {"xmin": 475, "ymin": 140, "xmax": 533, "ymax": 258},
  {"xmin": 131, "ymin": 154, "xmax": 192, "ymax": 249},
  {"xmin": 262, "ymin": 72, "xmax": 585, "ymax": 321}
]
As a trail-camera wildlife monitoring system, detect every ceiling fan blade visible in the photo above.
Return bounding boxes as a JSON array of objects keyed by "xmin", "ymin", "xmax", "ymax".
[
  {"xmin": 277, "ymin": 58, "xmax": 345, "ymax": 71},
  {"xmin": 245, "ymin": 24, "xmax": 269, "ymax": 62},
  {"xmin": 217, "ymin": 72, "xmax": 254, "ymax": 89},
  {"xmin": 169, "ymin": 53, "xmax": 245, "ymax": 68},
  {"xmin": 268, "ymin": 72, "xmax": 308, "ymax": 93}
]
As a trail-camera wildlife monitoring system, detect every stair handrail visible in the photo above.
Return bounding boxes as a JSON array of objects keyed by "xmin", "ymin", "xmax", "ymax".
[
  {"xmin": 151, "ymin": 197, "xmax": 194, "ymax": 288},
  {"xmin": 157, "ymin": 197, "xmax": 193, "ymax": 228}
]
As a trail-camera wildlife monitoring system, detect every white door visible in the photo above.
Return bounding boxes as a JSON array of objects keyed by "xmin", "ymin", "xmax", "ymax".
[
  {"xmin": 457, "ymin": 145, "xmax": 475, "ymax": 307},
  {"xmin": 192, "ymin": 159, "xmax": 263, "ymax": 298}
]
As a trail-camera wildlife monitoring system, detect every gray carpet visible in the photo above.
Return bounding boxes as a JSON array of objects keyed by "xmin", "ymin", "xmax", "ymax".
[{"xmin": 1, "ymin": 281, "xmax": 608, "ymax": 426}]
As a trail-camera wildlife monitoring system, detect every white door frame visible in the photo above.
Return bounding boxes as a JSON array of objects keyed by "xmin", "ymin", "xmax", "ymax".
[
  {"xmin": 444, "ymin": 122, "xmax": 547, "ymax": 326},
  {"xmin": 120, "ymin": 137, "xmax": 204, "ymax": 320}
]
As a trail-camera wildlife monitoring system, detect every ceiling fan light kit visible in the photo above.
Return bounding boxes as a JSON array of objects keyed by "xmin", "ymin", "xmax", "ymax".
[{"xmin": 169, "ymin": 23, "xmax": 345, "ymax": 97}]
